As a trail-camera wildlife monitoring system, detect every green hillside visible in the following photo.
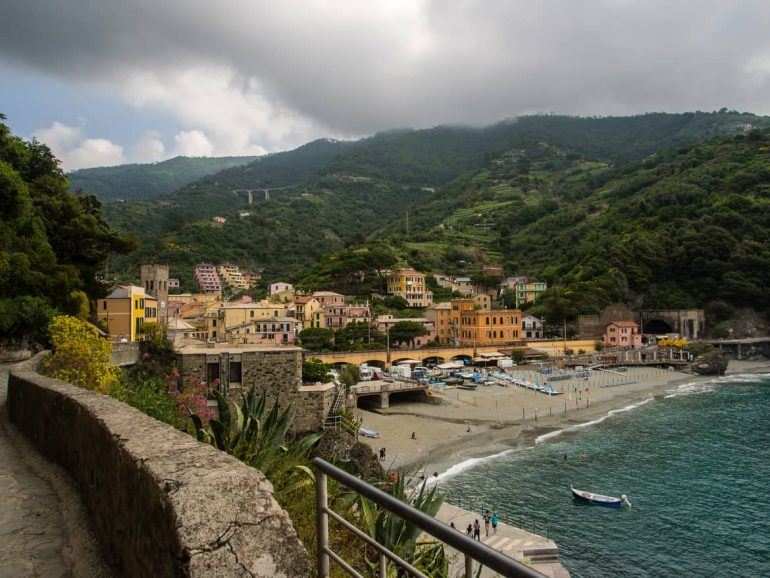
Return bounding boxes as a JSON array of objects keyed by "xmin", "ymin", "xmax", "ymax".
[
  {"xmin": 69, "ymin": 155, "xmax": 258, "ymax": 201},
  {"xmin": 384, "ymin": 129, "xmax": 770, "ymax": 320},
  {"xmin": 101, "ymin": 111, "xmax": 770, "ymax": 290}
]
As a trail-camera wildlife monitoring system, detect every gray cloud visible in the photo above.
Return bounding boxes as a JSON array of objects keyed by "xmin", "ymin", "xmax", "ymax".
[{"xmin": 3, "ymin": 0, "xmax": 770, "ymax": 157}]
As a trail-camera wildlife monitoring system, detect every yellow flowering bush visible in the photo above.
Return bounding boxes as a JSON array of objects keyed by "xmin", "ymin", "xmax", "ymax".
[{"xmin": 40, "ymin": 315, "xmax": 117, "ymax": 393}]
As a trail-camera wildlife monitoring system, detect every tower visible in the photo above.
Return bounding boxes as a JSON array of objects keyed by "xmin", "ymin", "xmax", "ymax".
[{"xmin": 140, "ymin": 264, "xmax": 169, "ymax": 323}]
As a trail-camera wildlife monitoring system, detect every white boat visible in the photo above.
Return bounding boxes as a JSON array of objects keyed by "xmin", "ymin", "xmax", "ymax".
[{"xmin": 571, "ymin": 485, "xmax": 630, "ymax": 508}]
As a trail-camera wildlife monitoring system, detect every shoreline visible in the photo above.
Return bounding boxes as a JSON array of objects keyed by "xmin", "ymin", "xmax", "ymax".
[{"xmin": 356, "ymin": 360, "xmax": 770, "ymax": 482}]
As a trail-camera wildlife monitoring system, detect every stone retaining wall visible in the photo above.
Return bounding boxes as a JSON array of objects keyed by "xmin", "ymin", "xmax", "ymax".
[{"xmin": 7, "ymin": 354, "xmax": 310, "ymax": 577}]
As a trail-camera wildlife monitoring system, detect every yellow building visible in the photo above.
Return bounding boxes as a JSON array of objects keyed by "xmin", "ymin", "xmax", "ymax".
[
  {"xmin": 205, "ymin": 300, "xmax": 287, "ymax": 341},
  {"xmin": 425, "ymin": 302, "xmax": 452, "ymax": 343},
  {"xmin": 217, "ymin": 264, "xmax": 250, "ymax": 292},
  {"xmin": 295, "ymin": 296, "xmax": 322, "ymax": 329},
  {"xmin": 386, "ymin": 268, "xmax": 433, "ymax": 307},
  {"xmin": 96, "ymin": 285, "xmax": 158, "ymax": 342},
  {"xmin": 444, "ymin": 298, "xmax": 522, "ymax": 346}
]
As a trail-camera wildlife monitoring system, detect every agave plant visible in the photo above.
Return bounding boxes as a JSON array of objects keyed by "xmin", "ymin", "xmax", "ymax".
[
  {"xmin": 358, "ymin": 472, "xmax": 449, "ymax": 577},
  {"xmin": 190, "ymin": 386, "xmax": 323, "ymax": 498}
]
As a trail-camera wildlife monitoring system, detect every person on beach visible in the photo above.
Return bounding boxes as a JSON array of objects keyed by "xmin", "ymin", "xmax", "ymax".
[
  {"xmin": 466, "ymin": 524, "xmax": 473, "ymax": 537},
  {"xmin": 483, "ymin": 512, "xmax": 490, "ymax": 537},
  {"xmin": 379, "ymin": 447, "xmax": 386, "ymax": 461},
  {"xmin": 492, "ymin": 512, "xmax": 499, "ymax": 534},
  {"xmin": 473, "ymin": 519, "xmax": 481, "ymax": 541},
  {"xmin": 411, "ymin": 431, "xmax": 416, "ymax": 439},
  {"xmin": 451, "ymin": 522, "xmax": 456, "ymax": 530}
]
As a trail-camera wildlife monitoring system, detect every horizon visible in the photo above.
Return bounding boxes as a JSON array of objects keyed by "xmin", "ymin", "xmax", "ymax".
[
  {"xmin": 63, "ymin": 108, "xmax": 765, "ymax": 172},
  {"xmin": 3, "ymin": 1, "xmax": 770, "ymax": 169}
]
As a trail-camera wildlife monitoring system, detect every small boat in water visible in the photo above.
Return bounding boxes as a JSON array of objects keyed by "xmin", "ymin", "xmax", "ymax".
[{"xmin": 571, "ymin": 486, "xmax": 631, "ymax": 508}]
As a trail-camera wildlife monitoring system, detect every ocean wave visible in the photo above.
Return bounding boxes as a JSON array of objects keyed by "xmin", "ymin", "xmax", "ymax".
[
  {"xmin": 427, "ymin": 448, "xmax": 514, "ymax": 487},
  {"xmin": 534, "ymin": 397, "xmax": 655, "ymax": 444},
  {"xmin": 664, "ymin": 373, "xmax": 766, "ymax": 399}
]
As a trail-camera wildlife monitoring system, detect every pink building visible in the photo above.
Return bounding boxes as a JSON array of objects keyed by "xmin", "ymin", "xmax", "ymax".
[
  {"xmin": 194, "ymin": 263, "xmax": 222, "ymax": 295},
  {"xmin": 375, "ymin": 315, "xmax": 437, "ymax": 348},
  {"xmin": 604, "ymin": 321, "xmax": 642, "ymax": 348},
  {"xmin": 312, "ymin": 291, "xmax": 346, "ymax": 306},
  {"xmin": 323, "ymin": 303, "xmax": 371, "ymax": 330}
]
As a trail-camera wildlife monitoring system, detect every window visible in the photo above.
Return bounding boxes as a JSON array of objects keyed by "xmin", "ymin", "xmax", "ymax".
[
  {"xmin": 102, "ymin": 301, "xmax": 107, "ymax": 310},
  {"xmin": 250, "ymin": 310, "xmax": 254, "ymax": 318},
  {"xmin": 229, "ymin": 362, "xmax": 242, "ymax": 383}
]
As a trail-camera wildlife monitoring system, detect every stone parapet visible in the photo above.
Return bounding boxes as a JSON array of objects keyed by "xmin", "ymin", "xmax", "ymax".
[{"xmin": 7, "ymin": 353, "xmax": 310, "ymax": 577}]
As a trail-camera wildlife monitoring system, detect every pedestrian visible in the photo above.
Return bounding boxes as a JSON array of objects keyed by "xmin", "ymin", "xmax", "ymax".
[
  {"xmin": 466, "ymin": 524, "xmax": 473, "ymax": 537},
  {"xmin": 473, "ymin": 519, "xmax": 481, "ymax": 541},
  {"xmin": 379, "ymin": 447, "xmax": 386, "ymax": 461},
  {"xmin": 483, "ymin": 512, "xmax": 490, "ymax": 537},
  {"xmin": 450, "ymin": 522, "xmax": 456, "ymax": 530},
  {"xmin": 411, "ymin": 431, "xmax": 416, "ymax": 440},
  {"xmin": 492, "ymin": 512, "xmax": 499, "ymax": 534}
]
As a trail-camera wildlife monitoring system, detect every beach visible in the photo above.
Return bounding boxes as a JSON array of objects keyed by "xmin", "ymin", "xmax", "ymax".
[{"xmin": 355, "ymin": 360, "xmax": 770, "ymax": 478}]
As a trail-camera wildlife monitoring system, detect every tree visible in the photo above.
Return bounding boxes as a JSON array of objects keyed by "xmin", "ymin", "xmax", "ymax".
[
  {"xmin": 40, "ymin": 315, "xmax": 117, "ymax": 393},
  {"xmin": 334, "ymin": 321, "xmax": 385, "ymax": 350},
  {"xmin": 303, "ymin": 358, "xmax": 332, "ymax": 383},
  {"xmin": 388, "ymin": 321, "xmax": 428, "ymax": 347},
  {"xmin": 339, "ymin": 364, "xmax": 361, "ymax": 387},
  {"xmin": 510, "ymin": 349, "xmax": 526, "ymax": 364},
  {"xmin": 0, "ymin": 115, "xmax": 131, "ymax": 341},
  {"xmin": 298, "ymin": 327, "xmax": 334, "ymax": 351}
]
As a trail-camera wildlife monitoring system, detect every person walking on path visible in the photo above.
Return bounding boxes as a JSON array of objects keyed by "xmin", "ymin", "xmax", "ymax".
[
  {"xmin": 483, "ymin": 511, "xmax": 490, "ymax": 537},
  {"xmin": 379, "ymin": 447, "xmax": 386, "ymax": 461},
  {"xmin": 466, "ymin": 524, "xmax": 473, "ymax": 537},
  {"xmin": 473, "ymin": 519, "xmax": 481, "ymax": 541},
  {"xmin": 492, "ymin": 512, "xmax": 499, "ymax": 535}
]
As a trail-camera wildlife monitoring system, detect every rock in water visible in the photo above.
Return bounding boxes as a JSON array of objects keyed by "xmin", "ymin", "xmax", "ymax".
[{"xmin": 688, "ymin": 350, "xmax": 729, "ymax": 375}]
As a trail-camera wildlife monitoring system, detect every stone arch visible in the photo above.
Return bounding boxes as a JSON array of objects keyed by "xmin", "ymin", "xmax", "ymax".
[
  {"xmin": 451, "ymin": 354, "xmax": 472, "ymax": 365},
  {"xmin": 422, "ymin": 356, "xmax": 446, "ymax": 365},
  {"xmin": 644, "ymin": 319, "xmax": 674, "ymax": 335},
  {"xmin": 362, "ymin": 359, "xmax": 386, "ymax": 369}
]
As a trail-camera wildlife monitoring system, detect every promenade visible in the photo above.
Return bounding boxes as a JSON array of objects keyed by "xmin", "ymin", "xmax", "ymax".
[{"xmin": 0, "ymin": 366, "xmax": 108, "ymax": 577}]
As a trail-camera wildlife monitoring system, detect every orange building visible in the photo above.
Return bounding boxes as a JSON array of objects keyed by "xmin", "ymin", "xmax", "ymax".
[{"xmin": 427, "ymin": 298, "xmax": 522, "ymax": 345}]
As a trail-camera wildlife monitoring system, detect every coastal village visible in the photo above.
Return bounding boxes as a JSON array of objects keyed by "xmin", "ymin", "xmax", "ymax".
[{"xmin": 84, "ymin": 262, "xmax": 727, "ymax": 574}]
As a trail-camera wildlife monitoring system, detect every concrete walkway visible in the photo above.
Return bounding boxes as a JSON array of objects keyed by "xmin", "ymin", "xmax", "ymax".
[
  {"xmin": 436, "ymin": 502, "xmax": 570, "ymax": 578},
  {"xmin": 0, "ymin": 366, "xmax": 110, "ymax": 577}
]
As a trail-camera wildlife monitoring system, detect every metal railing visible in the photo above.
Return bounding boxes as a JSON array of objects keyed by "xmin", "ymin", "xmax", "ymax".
[{"xmin": 313, "ymin": 458, "xmax": 544, "ymax": 578}]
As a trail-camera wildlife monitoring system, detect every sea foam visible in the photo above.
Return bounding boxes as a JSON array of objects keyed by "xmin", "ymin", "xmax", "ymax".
[
  {"xmin": 534, "ymin": 397, "xmax": 655, "ymax": 444},
  {"xmin": 427, "ymin": 447, "xmax": 514, "ymax": 487}
]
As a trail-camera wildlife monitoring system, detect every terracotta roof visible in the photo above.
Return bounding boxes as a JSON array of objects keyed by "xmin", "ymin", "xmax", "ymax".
[{"xmin": 608, "ymin": 320, "xmax": 639, "ymax": 327}]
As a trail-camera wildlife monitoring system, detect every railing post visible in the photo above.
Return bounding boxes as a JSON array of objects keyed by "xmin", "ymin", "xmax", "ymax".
[
  {"xmin": 316, "ymin": 470, "xmax": 330, "ymax": 578},
  {"xmin": 465, "ymin": 553, "xmax": 474, "ymax": 578},
  {"xmin": 379, "ymin": 552, "xmax": 388, "ymax": 578}
]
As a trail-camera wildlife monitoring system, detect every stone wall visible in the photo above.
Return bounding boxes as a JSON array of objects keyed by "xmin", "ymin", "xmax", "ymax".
[
  {"xmin": 7, "ymin": 354, "xmax": 310, "ymax": 577},
  {"xmin": 178, "ymin": 348, "xmax": 333, "ymax": 432}
]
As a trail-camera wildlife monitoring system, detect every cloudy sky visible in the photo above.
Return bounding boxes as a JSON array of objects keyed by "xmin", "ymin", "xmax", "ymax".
[{"xmin": 2, "ymin": 1, "xmax": 770, "ymax": 170}]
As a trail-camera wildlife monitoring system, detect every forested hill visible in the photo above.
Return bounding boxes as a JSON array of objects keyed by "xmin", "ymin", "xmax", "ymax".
[
  {"xmin": 366, "ymin": 128, "xmax": 770, "ymax": 322},
  {"xmin": 101, "ymin": 111, "xmax": 770, "ymax": 288},
  {"xmin": 69, "ymin": 155, "xmax": 257, "ymax": 201}
]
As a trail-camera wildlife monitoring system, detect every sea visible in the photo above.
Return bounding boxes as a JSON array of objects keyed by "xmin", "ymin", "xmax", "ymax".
[{"xmin": 438, "ymin": 374, "xmax": 770, "ymax": 577}]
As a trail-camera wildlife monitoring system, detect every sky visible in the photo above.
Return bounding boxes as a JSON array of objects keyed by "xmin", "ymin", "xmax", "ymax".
[{"xmin": 2, "ymin": 1, "xmax": 770, "ymax": 170}]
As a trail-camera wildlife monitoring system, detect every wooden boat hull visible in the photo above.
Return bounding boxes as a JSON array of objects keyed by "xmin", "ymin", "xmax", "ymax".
[{"xmin": 571, "ymin": 487, "xmax": 622, "ymax": 508}]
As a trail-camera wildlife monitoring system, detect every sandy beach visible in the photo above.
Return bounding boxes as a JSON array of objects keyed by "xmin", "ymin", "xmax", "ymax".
[{"xmin": 355, "ymin": 360, "xmax": 770, "ymax": 478}]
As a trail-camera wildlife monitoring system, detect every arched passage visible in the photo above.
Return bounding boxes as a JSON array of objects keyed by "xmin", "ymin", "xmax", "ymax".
[
  {"xmin": 451, "ymin": 354, "xmax": 472, "ymax": 365},
  {"xmin": 644, "ymin": 319, "xmax": 674, "ymax": 335},
  {"xmin": 362, "ymin": 359, "xmax": 386, "ymax": 369},
  {"xmin": 422, "ymin": 356, "xmax": 445, "ymax": 366}
]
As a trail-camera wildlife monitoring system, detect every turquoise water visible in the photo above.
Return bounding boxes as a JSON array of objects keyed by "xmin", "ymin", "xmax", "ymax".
[{"xmin": 440, "ymin": 375, "xmax": 770, "ymax": 577}]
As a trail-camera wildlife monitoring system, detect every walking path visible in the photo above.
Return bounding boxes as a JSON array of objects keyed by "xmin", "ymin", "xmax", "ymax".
[
  {"xmin": 0, "ymin": 366, "xmax": 109, "ymax": 577},
  {"xmin": 436, "ymin": 502, "xmax": 570, "ymax": 578}
]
